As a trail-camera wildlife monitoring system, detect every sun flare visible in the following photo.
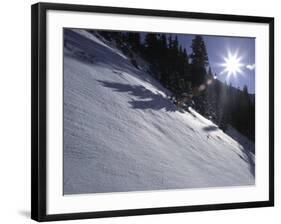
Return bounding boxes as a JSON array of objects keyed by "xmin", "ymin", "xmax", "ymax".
[{"xmin": 221, "ymin": 51, "xmax": 243, "ymax": 78}]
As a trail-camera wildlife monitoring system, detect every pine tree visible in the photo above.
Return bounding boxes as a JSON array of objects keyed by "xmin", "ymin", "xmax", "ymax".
[
  {"xmin": 189, "ymin": 35, "xmax": 209, "ymax": 115},
  {"xmin": 158, "ymin": 34, "xmax": 169, "ymax": 85},
  {"xmin": 127, "ymin": 32, "xmax": 141, "ymax": 51},
  {"xmin": 173, "ymin": 36, "xmax": 179, "ymax": 52},
  {"xmin": 190, "ymin": 35, "xmax": 209, "ymax": 66},
  {"xmin": 190, "ymin": 35, "xmax": 209, "ymax": 86},
  {"xmin": 144, "ymin": 33, "xmax": 158, "ymax": 64},
  {"xmin": 168, "ymin": 35, "xmax": 173, "ymax": 49}
]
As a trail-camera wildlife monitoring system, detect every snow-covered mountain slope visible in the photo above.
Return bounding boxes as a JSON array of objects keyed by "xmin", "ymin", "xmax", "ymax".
[
  {"xmin": 63, "ymin": 29, "xmax": 255, "ymax": 194},
  {"xmin": 226, "ymin": 126, "xmax": 255, "ymax": 154}
]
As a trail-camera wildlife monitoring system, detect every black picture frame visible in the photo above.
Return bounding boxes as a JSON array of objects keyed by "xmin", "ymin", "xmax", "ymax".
[{"xmin": 31, "ymin": 2, "xmax": 274, "ymax": 222}]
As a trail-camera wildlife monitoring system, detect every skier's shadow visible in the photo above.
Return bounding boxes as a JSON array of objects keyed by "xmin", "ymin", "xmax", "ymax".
[{"xmin": 97, "ymin": 80, "xmax": 177, "ymax": 112}]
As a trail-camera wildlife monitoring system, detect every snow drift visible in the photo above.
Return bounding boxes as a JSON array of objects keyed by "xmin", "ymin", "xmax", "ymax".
[{"xmin": 63, "ymin": 29, "xmax": 255, "ymax": 194}]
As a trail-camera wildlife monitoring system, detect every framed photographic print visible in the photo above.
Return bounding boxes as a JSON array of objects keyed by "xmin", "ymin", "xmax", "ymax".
[{"xmin": 31, "ymin": 2, "xmax": 274, "ymax": 222}]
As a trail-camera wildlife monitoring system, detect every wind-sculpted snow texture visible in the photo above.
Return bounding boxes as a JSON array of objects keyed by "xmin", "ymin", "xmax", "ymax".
[{"xmin": 63, "ymin": 29, "xmax": 255, "ymax": 194}]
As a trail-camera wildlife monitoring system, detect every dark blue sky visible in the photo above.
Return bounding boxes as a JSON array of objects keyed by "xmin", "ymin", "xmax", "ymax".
[{"xmin": 176, "ymin": 34, "xmax": 255, "ymax": 94}]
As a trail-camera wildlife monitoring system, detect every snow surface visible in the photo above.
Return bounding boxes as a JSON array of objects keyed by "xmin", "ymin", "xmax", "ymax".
[
  {"xmin": 226, "ymin": 126, "xmax": 255, "ymax": 154},
  {"xmin": 63, "ymin": 29, "xmax": 255, "ymax": 194}
]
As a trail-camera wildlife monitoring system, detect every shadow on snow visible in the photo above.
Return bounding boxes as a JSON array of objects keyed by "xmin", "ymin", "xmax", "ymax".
[
  {"xmin": 98, "ymin": 80, "xmax": 177, "ymax": 112},
  {"xmin": 202, "ymin": 125, "xmax": 218, "ymax": 132}
]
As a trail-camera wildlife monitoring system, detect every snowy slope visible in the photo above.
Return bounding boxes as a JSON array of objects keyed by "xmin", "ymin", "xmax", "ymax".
[
  {"xmin": 63, "ymin": 29, "xmax": 255, "ymax": 194},
  {"xmin": 226, "ymin": 126, "xmax": 255, "ymax": 154}
]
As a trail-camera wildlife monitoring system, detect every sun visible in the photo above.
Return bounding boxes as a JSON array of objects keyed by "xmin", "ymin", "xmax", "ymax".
[{"xmin": 220, "ymin": 51, "xmax": 243, "ymax": 78}]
